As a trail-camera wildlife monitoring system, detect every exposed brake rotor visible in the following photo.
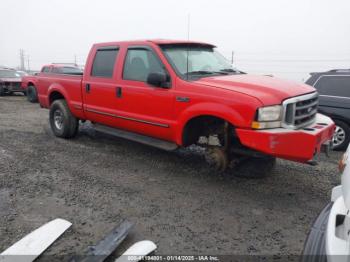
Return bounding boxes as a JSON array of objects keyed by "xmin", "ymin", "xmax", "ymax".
[{"xmin": 205, "ymin": 146, "xmax": 229, "ymax": 171}]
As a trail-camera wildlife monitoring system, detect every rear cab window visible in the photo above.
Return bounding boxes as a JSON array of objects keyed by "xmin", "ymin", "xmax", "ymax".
[
  {"xmin": 314, "ymin": 75, "xmax": 350, "ymax": 97},
  {"xmin": 91, "ymin": 47, "xmax": 119, "ymax": 78},
  {"xmin": 51, "ymin": 66, "xmax": 83, "ymax": 75},
  {"xmin": 41, "ymin": 66, "xmax": 51, "ymax": 73}
]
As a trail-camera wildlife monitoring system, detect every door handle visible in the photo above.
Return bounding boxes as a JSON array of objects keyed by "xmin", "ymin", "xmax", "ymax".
[
  {"xmin": 116, "ymin": 87, "xmax": 122, "ymax": 98},
  {"xmin": 85, "ymin": 83, "xmax": 91, "ymax": 93}
]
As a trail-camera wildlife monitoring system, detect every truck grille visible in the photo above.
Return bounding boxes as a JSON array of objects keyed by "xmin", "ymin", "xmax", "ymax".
[
  {"xmin": 282, "ymin": 92, "xmax": 318, "ymax": 129},
  {"xmin": 4, "ymin": 82, "xmax": 21, "ymax": 88}
]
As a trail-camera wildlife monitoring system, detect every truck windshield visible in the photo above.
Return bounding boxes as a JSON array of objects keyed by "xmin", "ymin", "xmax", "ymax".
[
  {"xmin": 0, "ymin": 70, "xmax": 21, "ymax": 78},
  {"xmin": 160, "ymin": 45, "xmax": 240, "ymax": 79}
]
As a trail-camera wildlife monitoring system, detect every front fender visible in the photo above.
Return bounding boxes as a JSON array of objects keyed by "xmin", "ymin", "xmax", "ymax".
[{"xmin": 175, "ymin": 102, "xmax": 248, "ymax": 145}]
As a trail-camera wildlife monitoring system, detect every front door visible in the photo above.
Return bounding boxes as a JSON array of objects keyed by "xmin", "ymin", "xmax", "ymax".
[{"xmin": 116, "ymin": 47, "xmax": 175, "ymax": 141}]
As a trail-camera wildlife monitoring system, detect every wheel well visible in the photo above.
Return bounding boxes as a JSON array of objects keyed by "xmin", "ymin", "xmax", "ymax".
[
  {"xmin": 49, "ymin": 91, "xmax": 65, "ymax": 105},
  {"xmin": 182, "ymin": 115, "xmax": 235, "ymax": 146},
  {"xmin": 332, "ymin": 117, "xmax": 350, "ymax": 126}
]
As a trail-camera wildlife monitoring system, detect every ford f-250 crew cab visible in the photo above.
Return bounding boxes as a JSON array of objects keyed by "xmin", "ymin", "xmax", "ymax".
[{"xmin": 36, "ymin": 39, "xmax": 335, "ymax": 177}]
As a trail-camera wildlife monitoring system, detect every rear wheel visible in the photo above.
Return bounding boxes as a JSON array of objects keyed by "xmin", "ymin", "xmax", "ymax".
[
  {"xmin": 49, "ymin": 99, "xmax": 79, "ymax": 138},
  {"xmin": 332, "ymin": 120, "xmax": 350, "ymax": 151},
  {"xmin": 27, "ymin": 85, "xmax": 38, "ymax": 103}
]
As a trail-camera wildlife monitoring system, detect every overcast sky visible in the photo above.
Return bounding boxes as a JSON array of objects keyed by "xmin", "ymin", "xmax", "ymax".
[{"xmin": 1, "ymin": 0, "xmax": 349, "ymax": 81}]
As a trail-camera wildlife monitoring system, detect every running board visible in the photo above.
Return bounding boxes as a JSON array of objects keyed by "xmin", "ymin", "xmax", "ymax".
[{"xmin": 93, "ymin": 124, "xmax": 178, "ymax": 151}]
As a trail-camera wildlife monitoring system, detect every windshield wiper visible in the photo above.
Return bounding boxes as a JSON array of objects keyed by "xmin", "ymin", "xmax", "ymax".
[
  {"xmin": 186, "ymin": 70, "xmax": 229, "ymax": 76},
  {"xmin": 220, "ymin": 68, "xmax": 235, "ymax": 72},
  {"xmin": 220, "ymin": 68, "xmax": 245, "ymax": 74},
  {"xmin": 185, "ymin": 70, "xmax": 215, "ymax": 75}
]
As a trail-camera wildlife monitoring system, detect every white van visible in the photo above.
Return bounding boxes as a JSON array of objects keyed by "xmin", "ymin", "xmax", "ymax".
[{"xmin": 303, "ymin": 144, "xmax": 350, "ymax": 262}]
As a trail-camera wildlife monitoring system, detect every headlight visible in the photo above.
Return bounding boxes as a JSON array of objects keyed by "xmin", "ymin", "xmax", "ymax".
[
  {"xmin": 257, "ymin": 105, "xmax": 282, "ymax": 121},
  {"xmin": 252, "ymin": 105, "xmax": 282, "ymax": 129}
]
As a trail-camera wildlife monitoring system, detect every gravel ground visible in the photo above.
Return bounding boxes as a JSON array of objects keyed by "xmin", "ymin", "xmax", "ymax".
[{"xmin": 0, "ymin": 95, "xmax": 342, "ymax": 260}]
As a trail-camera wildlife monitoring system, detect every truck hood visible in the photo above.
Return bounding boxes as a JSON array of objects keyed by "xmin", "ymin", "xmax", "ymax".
[
  {"xmin": 194, "ymin": 74, "xmax": 316, "ymax": 105},
  {"xmin": 0, "ymin": 78, "xmax": 22, "ymax": 82}
]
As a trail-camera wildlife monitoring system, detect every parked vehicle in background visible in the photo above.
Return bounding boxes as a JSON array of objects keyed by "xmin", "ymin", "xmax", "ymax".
[
  {"xmin": 0, "ymin": 69, "xmax": 25, "ymax": 96},
  {"xmin": 22, "ymin": 73, "xmax": 39, "ymax": 102},
  {"xmin": 36, "ymin": 40, "xmax": 335, "ymax": 178},
  {"xmin": 302, "ymin": 143, "xmax": 350, "ymax": 261},
  {"xmin": 21, "ymin": 64, "xmax": 82, "ymax": 103},
  {"xmin": 16, "ymin": 70, "xmax": 29, "ymax": 77},
  {"xmin": 306, "ymin": 69, "xmax": 350, "ymax": 150}
]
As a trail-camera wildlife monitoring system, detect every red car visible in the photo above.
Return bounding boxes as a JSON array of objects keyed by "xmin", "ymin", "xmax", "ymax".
[
  {"xmin": 21, "ymin": 64, "xmax": 82, "ymax": 103},
  {"xmin": 0, "ymin": 69, "xmax": 25, "ymax": 96},
  {"xmin": 35, "ymin": 40, "xmax": 335, "ymax": 178}
]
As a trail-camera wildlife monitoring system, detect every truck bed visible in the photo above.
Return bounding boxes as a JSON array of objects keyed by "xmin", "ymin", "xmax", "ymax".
[{"xmin": 37, "ymin": 74, "xmax": 83, "ymax": 112}]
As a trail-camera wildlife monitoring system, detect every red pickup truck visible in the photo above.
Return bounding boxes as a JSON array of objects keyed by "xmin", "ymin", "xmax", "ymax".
[
  {"xmin": 36, "ymin": 39, "xmax": 335, "ymax": 177},
  {"xmin": 22, "ymin": 64, "xmax": 82, "ymax": 103}
]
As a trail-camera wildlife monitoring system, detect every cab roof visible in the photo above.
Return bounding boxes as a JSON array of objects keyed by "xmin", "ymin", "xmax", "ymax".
[
  {"xmin": 41, "ymin": 63, "xmax": 80, "ymax": 68},
  {"xmin": 93, "ymin": 39, "xmax": 216, "ymax": 48}
]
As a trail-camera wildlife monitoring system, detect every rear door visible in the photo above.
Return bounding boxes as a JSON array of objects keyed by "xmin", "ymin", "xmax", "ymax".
[
  {"xmin": 313, "ymin": 75, "xmax": 350, "ymax": 119},
  {"xmin": 82, "ymin": 46, "xmax": 120, "ymax": 125}
]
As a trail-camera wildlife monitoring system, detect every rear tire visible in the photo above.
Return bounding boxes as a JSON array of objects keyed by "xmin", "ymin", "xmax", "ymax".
[
  {"xmin": 49, "ymin": 99, "xmax": 79, "ymax": 138},
  {"xmin": 0, "ymin": 85, "xmax": 5, "ymax": 96},
  {"xmin": 332, "ymin": 120, "xmax": 350, "ymax": 151},
  {"xmin": 233, "ymin": 156, "xmax": 276, "ymax": 178},
  {"xmin": 27, "ymin": 85, "xmax": 38, "ymax": 103}
]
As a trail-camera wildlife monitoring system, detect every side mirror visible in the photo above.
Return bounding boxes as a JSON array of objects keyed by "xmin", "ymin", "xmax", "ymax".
[{"xmin": 147, "ymin": 72, "xmax": 169, "ymax": 88}]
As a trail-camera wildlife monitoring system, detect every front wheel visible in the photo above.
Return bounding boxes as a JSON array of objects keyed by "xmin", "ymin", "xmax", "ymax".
[
  {"xmin": 332, "ymin": 120, "xmax": 350, "ymax": 151},
  {"xmin": 233, "ymin": 156, "xmax": 276, "ymax": 178},
  {"xmin": 49, "ymin": 99, "xmax": 79, "ymax": 138},
  {"xmin": 27, "ymin": 85, "xmax": 38, "ymax": 103},
  {"xmin": 301, "ymin": 203, "xmax": 332, "ymax": 262}
]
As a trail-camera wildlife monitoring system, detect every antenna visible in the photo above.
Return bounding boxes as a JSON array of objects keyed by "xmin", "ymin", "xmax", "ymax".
[
  {"xmin": 186, "ymin": 14, "xmax": 190, "ymax": 80},
  {"xmin": 187, "ymin": 13, "xmax": 190, "ymax": 41}
]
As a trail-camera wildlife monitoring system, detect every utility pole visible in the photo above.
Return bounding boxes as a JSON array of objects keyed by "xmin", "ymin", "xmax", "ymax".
[
  {"xmin": 74, "ymin": 54, "xmax": 77, "ymax": 66},
  {"xmin": 27, "ymin": 55, "xmax": 30, "ymax": 72},
  {"xmin": 19, "ymin": 49, "xmax": 25, "ymax": 70},
  {"xmin": 231, "ymin": 51, "xmax": 234, "ymax": 64}
]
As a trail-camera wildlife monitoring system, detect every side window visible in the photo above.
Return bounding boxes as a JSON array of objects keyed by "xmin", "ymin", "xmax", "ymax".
[
  {"xmin": 315, "ymin": 76, "xmax": 350, "ymax": 97},
  {"xmin": 91, "ymin": 48, "xmax": 119, "ymax": 78},
  {"xmin": 51, "ymin": 67, "xmax": 61, "ymax": 74},
  {"xmin": 123, "ymin": 48, "xmax": 165, "ymax": 82},
  {"xmin": 42, "ymin": 67, "xmax": 50, "ymax": 73}
]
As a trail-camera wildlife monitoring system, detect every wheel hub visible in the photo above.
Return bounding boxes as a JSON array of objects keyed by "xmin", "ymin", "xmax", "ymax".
[
  {"xmin": 205, "ymin": 147, "xmax": 228, "ymax": 171},
  {"xmin": 53, "ymin": 110, "xmax": 64, "ymax": 130},
  {"xmin": 333, "ymin": 125, "xmax": 346, "ymax": 146}
]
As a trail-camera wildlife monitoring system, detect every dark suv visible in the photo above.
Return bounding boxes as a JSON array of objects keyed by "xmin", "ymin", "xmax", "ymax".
[{"xmin": 306, "ymin": 69, "xmax": 350, "ymax": 150}]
